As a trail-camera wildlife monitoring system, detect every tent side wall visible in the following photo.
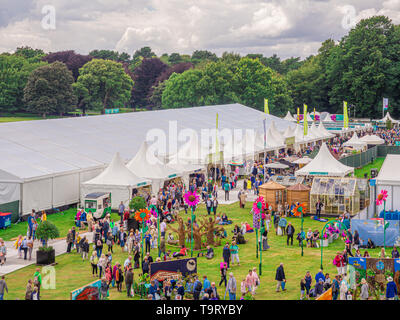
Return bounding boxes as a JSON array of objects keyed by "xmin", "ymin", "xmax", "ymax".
[
  {"xmin": 81, "ymin": 184, "xmax": 131, "ymax": 210},
  {"xmin": 376, "ymin": 184, "xmax": 400, "ymax": 212},
  {"xmin": 0, "ymin": 182, "xmax": 20, "ymax": 222}
]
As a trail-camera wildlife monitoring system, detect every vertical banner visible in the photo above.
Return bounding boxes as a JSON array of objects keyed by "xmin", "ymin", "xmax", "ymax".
[
  {"xmin": 383, "ymin": 98, "xmax": 389, "ymax": 118},
  {"xmin": 303, "ymin": 104, "xmax": 308, "ymax": 136},
  {"xmin": 343, "ymin": 101, "xmax": 349, "ymax": 129},
  {"xmin": 297, "ymin": 107, "xmax": 300, "ymax": 124},
  {"xmin": 264, "ymin": 99, "xmax": 269, "ymax": 114}
]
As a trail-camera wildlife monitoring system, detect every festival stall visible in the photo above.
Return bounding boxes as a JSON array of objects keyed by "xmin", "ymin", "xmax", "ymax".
[
  {"xmin": 376, "ymin": 154, "xmax": 400, "ymax": 212},
  {"xmin": 343, "ymin": 132, "xmax": 368, "ymax": 151},
  {"xmin": 295, "ymin": 143, "xmax": 354, "ymax": 177},
  {"xmin": 127, "ymin": 142, "xmax": 181, "ymax": 194},
  {"xmin": 258, "ymin": 181, "xmax": 286, "ymax": 211},
  {"xmin": 81, "ymin": 153, "xmax": 151, "ymax": 209},
  {"xmin": 287, "ymin": 183, "xmax": 311, "ymax": 212},
  {"xmin": 374, "ymin": 112, "xmax": 399, "ymax": 125},
  {"xmin": 309, "ymin": 177, "xmax": 361, "ymax": 216}
]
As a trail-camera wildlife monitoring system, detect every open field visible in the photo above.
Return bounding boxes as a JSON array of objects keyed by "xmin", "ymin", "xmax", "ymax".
[
  {"xmin": 354, "ymin": 157, "xmax": 385, "ymax": 179},
  {"xmin": 0, "ymin": 202, "xmax": 382, "ymax": 300}
]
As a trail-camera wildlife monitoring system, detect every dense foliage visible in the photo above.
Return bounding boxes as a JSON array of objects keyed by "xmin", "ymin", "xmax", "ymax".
[{"xmin": 36, "ymin": 220, "xmax": 60, "ymax": 247}]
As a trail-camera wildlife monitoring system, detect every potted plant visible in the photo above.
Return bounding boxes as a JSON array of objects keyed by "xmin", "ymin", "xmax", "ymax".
[{"xmin": 35, "ymin": 220, "xmax": 60, "ymax": 265}]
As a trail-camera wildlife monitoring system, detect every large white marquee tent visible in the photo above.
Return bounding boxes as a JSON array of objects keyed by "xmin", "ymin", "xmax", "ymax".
[
  {"xmin": 376, "ymin": 154, "xmax": 400, "ymax": 212},
  {"xmin": 0, "ymin": 103, "xmax": 301, "ymax": 218}
]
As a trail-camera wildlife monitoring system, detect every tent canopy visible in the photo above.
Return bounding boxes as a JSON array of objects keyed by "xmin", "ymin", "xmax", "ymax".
[
  {"xmin": 283, "ymin": 111, "xmax": 297, "ymax": 122},
  {"xmin": 83, "ymin": 152, "xmax": 151, "ymax": 188},
  {"xmin": 376, "ymin": 154, "xmax": 400, "ymax": 186},
  {"xmin": 358, "ymin": 134, "xmax": 385, "ymax": 145},
  {"xmin": 343, "ymin": 132, "xmax": 367, "ymax": 148},
  {"xmin": 375, "ymin": 112, "xmax": 399, "ymax": 124},
  {"xmin": 295, "ymin": 143, "xmax": 354, "ymax": 177}
]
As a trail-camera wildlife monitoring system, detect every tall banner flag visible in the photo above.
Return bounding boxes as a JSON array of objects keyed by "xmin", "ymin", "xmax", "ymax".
[
  {"xmin": 264, "ymin": 99, "xmax": 269, "ymax": 114},
  {"xmin": 297, "ymin": 107, "xmax": 300, "ymax": 124},
  {"xmin": 383, "ymin": 98, "xmax": 389, "ymax": 117},
  {"xmin": 303, "ymin": 104, "xmax": 308, "ymax": 136},
  {"xmin": 216, "ymin": 113, "xmax": 219, "ymax": 156},
  {"xmin": 313, "ymin": 108, "xmax": 316, "ymax": 121},
  {"xmin": 343, "ymin": 101, "xmax": 349, "ymax": 129}
]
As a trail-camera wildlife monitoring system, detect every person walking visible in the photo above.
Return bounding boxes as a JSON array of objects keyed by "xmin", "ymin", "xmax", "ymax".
[
  {"xmin": 33, "ymin": 268, "xmax": 42, "ymax": 298},
  {"xmin": 227, "ymin": 272, "xmax": 237, "ymax": 300},
  {"xmin": 66, "ymin": 229, "xmax": 73, "ymax": 253},
  {"xmin": 222, "ymin": 242, "xmax": 231, "ymax": 269},
  {"xmin": 0, "ymin": 276, "xmax": 8, "ymax": 300},
  {"xmin": 0, "ymin": 239, "xmax": 6, "ymax": 266},
  {"xmin": 90, "ymin": 251, "xmax": 98, "ymax": 277},
  {"xmin": 286, "ymin": 222, "xmax": 295, "ymax": 246},
  {"xmin": 125, "ymin": 266, "xmax": 134, "ymax": 298},
  {"xmin": 304, "ymin": 271, "xmax": 312, "ymax": 300},
  {"xmin": 331, "ymin": 275, "xmax": 340, "ymax": 300},
  {"xmin": 25, "ymin": 279, "xmax": 33, "ymax": 300},
  {"xmin": 230, "ymin": 241, "xmax": 240, "ymax": 266},
  {"xmin": 118, "ymin": 201, "xmax": 125, "ymax": 223},
  {"xmin": 193, "ymin": 276, "xmax": 202, "ymax": 300},
  {"xmin": 315, "ymin": 200, "xmax": 323, "ymax": 219},
  {"xmin": 219, "ymin": 261, "xmax": 227, "ymax": 287},
  {"xmin": 224, "ymin": 182, "xmax": 230, "ymax": 201},
  {"xmin": 275, "ymin": 263, "xmax": 286, "ymax": 292}
]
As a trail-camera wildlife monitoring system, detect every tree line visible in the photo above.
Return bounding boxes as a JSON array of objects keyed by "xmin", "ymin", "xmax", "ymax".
[{"xmin": 0, "ymin": 15, "xmax": 399, "ymax": 118}]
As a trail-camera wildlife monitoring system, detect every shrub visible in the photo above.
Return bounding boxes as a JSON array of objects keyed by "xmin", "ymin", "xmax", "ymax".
[{"xmin": 36, "ymin": 220, "xmax": 60, "ymax": 247}]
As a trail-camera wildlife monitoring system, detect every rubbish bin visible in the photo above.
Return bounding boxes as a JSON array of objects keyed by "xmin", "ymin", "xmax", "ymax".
[{"xmin": 0, "ymin": 212, "xmax": 12, "ymax": 229}]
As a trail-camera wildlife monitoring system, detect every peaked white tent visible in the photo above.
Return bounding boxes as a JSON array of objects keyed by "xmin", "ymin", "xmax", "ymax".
[
  {"xmin": 359, "ymin": 134, "xmax": 385, "ymax": 145},
  {"xmin": 81, "ymin": 153, "xmax": 151, "ymax": 209},
  {"xmin": 309, "ymin": 122, "xmax": 325, "ymax": 139},
  {"xmin": 323, "ymin": 113, "xmax": 334, "ymax": 122},
  {"xmin": 294, "ymin": 125, "xmax": 306, "ymax": 143},
  {"xmin": 270, "ymin": 121, "xmax": 285, "ymax": 145},
  {"xmin": 283, "ymin": 111, "xmax": 297, "ymax": 122},
  {"xmin": 295, "ymin": 143, "xmax": 354, "ymax": 177},
  {"xmin": 283, "ymin": 126, "xmax": 295, "ymax": 138},
  {"xmin": 343, "ymin": 132, "xmax": 367, "ymax": 150},
  {"xmin": 376, "ymin": 155, "xmax": 400, "ymax": 211},
  {"xmin": 317, "ymin": 122, "xmax": 335, "ymax": 139},
  {"xmin": 306, "ymin": 112, "xmax": 314, "ymax": 122},
  {"xmin": 375, "ymin": 112, "xmax": 399, "ymax": 124},
  {"xmin": 127, "ymin": 142, "xmax": 181, "ymax": 192}
]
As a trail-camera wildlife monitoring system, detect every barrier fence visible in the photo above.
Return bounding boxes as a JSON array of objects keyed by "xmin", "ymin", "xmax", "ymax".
[{"xmin": 339, "ymin": 145, "xmax": 400, "ymax": 168}]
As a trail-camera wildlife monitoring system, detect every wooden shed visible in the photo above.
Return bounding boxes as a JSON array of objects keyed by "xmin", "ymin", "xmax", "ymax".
[
  {"xmin": 287, "ymin": 183, "xmax": 311, "ymax": 213},
  {"xmin": 259, "ymin": 181, "xmax": 286, "ymax": 211}
]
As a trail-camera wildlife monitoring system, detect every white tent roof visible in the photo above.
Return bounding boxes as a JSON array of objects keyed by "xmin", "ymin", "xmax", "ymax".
[
  {"xmin": 295, "ymin": 143, "xmax": 354, "ymax": 177},
  {"xmin": 375, "ymin": 112, "xmax": 399, "ymax": 123},
  {"xmin": 306, "ymin": 112, "xmax": 314, "ymax": 122},
  {"xmin": 343, "ymin": 132, "xmax": 367, "ymax": 148},
  {"xmin": 376, "ymin": 154, "xmax": 400, "ymax": 186},
  {"xmin": 127, "ymin": 141, "xmax": 181, "ymax": 180},
  {"xmin": 269, "ymin": 121, "xmax": 285, "ymax": 145},
  {"xmin": 168, "ymin": 131, "xmax": 211, "ymax": 165},
  {"xmin": 265, "ymin": 162, "xmax": 289, "ymax": 169},
  {"xmin": 309, "ymin": 122, "xmax": 325, "ymax": 139},
  {"xmin": 359, "ymin": 134, "xmax": 385, "ymax": 145},
  {"xmin": 293, "ymin": 156, "xmax": 312, "ymax": 164},
  {"xmin": 283, "ymin": 126, "xmax": 295, "ymax": 138},
  {"xmin": 283, "ymin": 111, "xmax": 297, "ymax": 122},
  {"xmin": 323, "ymin": 113, "xmax": 334, "ymax": 122},
  {"xmin": 317, "ymin": 122, "xmax": 335, "ymax": 139},
  {"xmin": 294, "ymin": 124, "xmax": 306, "ymax": 143},
  {"xmin": 83, "ymin": 152, "xmax": 151, "ymax": 187}
]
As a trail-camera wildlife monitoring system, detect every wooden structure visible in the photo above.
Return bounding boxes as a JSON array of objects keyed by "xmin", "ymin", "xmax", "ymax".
[
  {"xmin": 287, "ymin": 183, "xmax": 311, "ymax": 213},
  {"xmin": 259, "ymin": 181, "xmax": 286, "ymax": 211}
]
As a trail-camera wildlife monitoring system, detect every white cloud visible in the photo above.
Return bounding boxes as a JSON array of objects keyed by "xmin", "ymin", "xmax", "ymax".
[{"xmin": 0, "ymin": 0, "xmax": 399, "ymax": 59}]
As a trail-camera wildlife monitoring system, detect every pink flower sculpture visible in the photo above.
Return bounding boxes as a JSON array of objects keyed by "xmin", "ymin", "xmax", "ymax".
[
  {"xmin": 183, "ymin": 191, "xmax": 200, "ymax": 207},
  {"xmin": 376, "ymin": 189, "xmax": 388, "ymax": 206}
]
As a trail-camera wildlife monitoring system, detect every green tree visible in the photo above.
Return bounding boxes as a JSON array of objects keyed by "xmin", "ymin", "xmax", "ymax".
[
  {"xmin": 0, "ymin": 54, "xmax": 47, "ymax": 112},
  {"xmin": 327, "ymin": 16, "xmax": 397, "ymax": 117},
  {"xmin": 191, "ymin": 50, "xmax": 218, "ymax": 65},
  {"xmin": 36, "ymin": 220, "xmax": 60, "ymax": 248},
  {"xmin": 15, "ymin": 46, "xmax": 45, "ymax": 63},
  {"xmin": 74, "ymin": 59, "xmax": 134, "ymax": 113},
  {"xmin": 23, "ymin": 61, "xmax": 76, "ymax": 117}
]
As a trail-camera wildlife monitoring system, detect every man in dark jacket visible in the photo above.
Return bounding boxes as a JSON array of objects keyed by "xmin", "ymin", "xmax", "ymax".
[
  {"xmin": 222, "ymin": 243, "xmax": 231, "ymax": 269},
  {"xmin": 206, "ymin": 282, "xmax": 220, "ymax": 299},
  {"xmin": 392, "ymin": 246, "xmax": 400, "ymax": 259},
  {"xmin": 286, "ymin": 222, "xmax": 295, "ymax": 246},
  {"xmin": 275, "ymin": 263, "xmax": 286, "ymax": 292},
  {"xmin": 193, "ymin": 276, "xmax": 202, "ymax": 300},
  {"xmin": 315, "ymin": 200, "xmax": 323, "ymax": 219},
  {"xmin": 125, "ymin": 267, "xmax": 134, "ymax": 298}
]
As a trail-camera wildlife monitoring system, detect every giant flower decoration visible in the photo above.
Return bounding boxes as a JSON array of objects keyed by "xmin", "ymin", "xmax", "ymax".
[
  {"xmin": 331, "ymin": 114, "xmax": 336, "ymax": 122},
  {"xmin": 252, "ymin": 196, "xmax": 266, "ymax": 215},
  {"xmin": 293, "ymin": 203, "xmax": 306, "ymax": 217},
  {"xmin": 315, "ymin": 115, "xmax": 320, "ymax": 121},
  {"xmin": 135, "ymin": 208, "xmax": 151, "ymax": 222},
  {"xmin": 184, "ymin": 191, "xmax": 200, "ymax": 207},
  {"xmin": 376, "ymin": 189, "xmax": 388, "ymax": 206}
]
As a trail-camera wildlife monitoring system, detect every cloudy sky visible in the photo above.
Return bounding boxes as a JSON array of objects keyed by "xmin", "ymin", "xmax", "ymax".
[{"xmin": 1, "ymin": 0, "xmax": 400, "ymax": 59}]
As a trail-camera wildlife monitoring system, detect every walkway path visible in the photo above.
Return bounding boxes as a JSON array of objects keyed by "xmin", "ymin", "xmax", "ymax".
[{"xmin": 0, "ymin": 230, "xmax": 93, "ymax": 276}]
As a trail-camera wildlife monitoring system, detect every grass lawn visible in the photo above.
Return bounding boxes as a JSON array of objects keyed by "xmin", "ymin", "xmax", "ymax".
[
  {"xmin": 0, "ymin": 208, "xmax": 120, "ymax": 241},
  {"xmin": 354, "ymin": 157, "xmax": 385, "ymax": 179},
  {"xmin": 1, "ymin": 202, "xmax": 383, "ymax": 300}
]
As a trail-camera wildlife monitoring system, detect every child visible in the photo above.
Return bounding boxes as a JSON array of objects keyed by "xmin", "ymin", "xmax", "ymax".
[
  {"xmin": 32, "ymin": 286, "xmax": 40, "ymax": 300},
  {"xmin": 300, "ymin": 278, "xmax": 306, "ymax": 300}
]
